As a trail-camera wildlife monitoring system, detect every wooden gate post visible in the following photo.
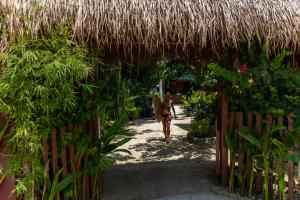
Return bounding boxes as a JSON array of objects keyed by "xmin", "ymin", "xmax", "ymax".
[
  {"xmin": 92, "ymin": 65, "xmax": 102, "ymax": 199},
  {"xmin": 0, "ymin": 114, "xmax": 15, "ymax": 200},
  {"xmin": 0, "ymin": 148, "xmax": 16, "ymax": 200},
  {"xmin": 220, "ymin": 80, "xmax": 229, "ymax": 187},
  {"xmin": 287, "ymin": 115, "xmax": 294, "ymax": 200}
]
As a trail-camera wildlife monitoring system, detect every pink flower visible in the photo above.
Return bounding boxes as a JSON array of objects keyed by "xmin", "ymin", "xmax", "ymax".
[{"xmin": 239, "ymin": 64, "xmax": 248, "ymax": 73}]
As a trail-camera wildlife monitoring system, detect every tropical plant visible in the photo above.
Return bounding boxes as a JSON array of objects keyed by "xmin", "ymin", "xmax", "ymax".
[
  {"xmin": 225, "ymin": 128, "xmax": 238, "ymax": 193},
  {"xmin": 40, "ymin": 112, "xmax": 132, "ymax": 200},
  {"xmin": 211, "ymin": 45, "xmax": 300, "ymax": 199},
  {"xmin": 208, "ymin": 45, "xmax": 300, "ymax": 115},
  {"xmin": 0, "ymin": 27, "xmax": 93, "ymax": 198},
  {"xmin": 190, "ymin": 118, "xmax": 214, "ymax": 138},
  {"xmin": 97, "ymin": 64, "xmax": 143, "ymax": 121},
  {"xmin": 185, "ymin": 90, "xmax": 218, "ymax": 138},
  {"xmin": 239, "ymin": 124, "xmax": 300, "ymax": 200},
  {"xmin": 182, "ymin": 90, "xmax": 202, "ymax": 110}
]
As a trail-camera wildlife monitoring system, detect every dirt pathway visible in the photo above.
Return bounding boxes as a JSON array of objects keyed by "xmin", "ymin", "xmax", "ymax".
[{"xmin": 102, "ymin": 106, "xmax": 248, "ymax": 200}]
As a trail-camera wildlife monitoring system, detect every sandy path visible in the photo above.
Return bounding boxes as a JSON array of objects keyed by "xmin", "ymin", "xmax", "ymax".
[
  {"xmin": 102, "ymin": 105, "xmax": 249, "ymax": 200},
  {"xmin": 113, "ymin": 105, "xmax": 215, "ymax": 164}
]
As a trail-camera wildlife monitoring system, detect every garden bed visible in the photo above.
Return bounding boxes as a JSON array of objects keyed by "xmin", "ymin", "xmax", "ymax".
[{"xmin": 187, "ymin": 132, "xmax": 216, "ymax": 145}]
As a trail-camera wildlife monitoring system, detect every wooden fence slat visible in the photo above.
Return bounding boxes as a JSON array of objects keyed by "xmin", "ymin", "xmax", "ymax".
[
  {"xmin": 229, "ymin": 112, "xmax": 235, "ymax": 133},
  {"xmin": 266, "ymin": 114, "xmax": 272, "ymax": 128},
  {"xmin": 246, "ymin": 113, "xmax": 253, "ymax": 188},
  {"xmin": 42, "ymin": 139, "xmax": 49, "ymax": 166},
  {"xmin": 88, "ymin": 120, "xmax": 95, "ymax": 196},
  {"xmin": 85, "ymin": 175, "xmax": 90, "ymax": 200},
  {"xmin": 247, "ymin": 113, "xmax": 253, "ymax": 130},
  {"xmin": 266, "ymin": 114, "xmax": 274, "ymax": 196},
  {"xmin": 237, "ymin": 112, "xmax": 243, "ymax": 175},
  {"xmin": 228, "ymin": 112, "xmax": 235, "ymax": 184},
  {"xmin": 277, "ymin": 116, "xmax": 284, "ymax": 138},
  {"xmin": 51, "ymin": 129, "xmax": 58, "ymax": 174},
  {"xmin": 60, "ymin": 128, "xmax": 68, "ymax": 178},
  {"xmin": 287, "ymin": 115, "xmax": 294, "ymax": 200},
  {"xmin": 70, "ymin": 144, "xmax": 75, "ymax": 163},
  {"xmin": 255, "ymin": 114, "xmax": 262, "ymax": 192},
  {"xmin": 216, "ymin": 128, "xmax": 220, "ymax": 178}
]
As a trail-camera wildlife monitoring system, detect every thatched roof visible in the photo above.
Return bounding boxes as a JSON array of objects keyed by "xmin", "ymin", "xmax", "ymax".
[{"xmin": 1, "ymin": 0, "xmax": 300, "ymax": 58}]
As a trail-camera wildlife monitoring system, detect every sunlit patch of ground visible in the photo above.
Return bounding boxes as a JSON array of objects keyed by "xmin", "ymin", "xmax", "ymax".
[{"xmin": 103, "ymin": 105, "xmax": 249, "ymax": 200}]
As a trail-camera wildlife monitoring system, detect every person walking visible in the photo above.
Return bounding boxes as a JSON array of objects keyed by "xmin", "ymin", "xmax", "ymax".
[{"xmin": 161, "ymin": 92, "xmax": 176, "ymax": 142}]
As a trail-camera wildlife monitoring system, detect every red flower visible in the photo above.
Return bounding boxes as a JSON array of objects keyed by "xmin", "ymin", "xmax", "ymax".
[{"xmin": 239, "ymin": 64, "xmax": 248, "ymax": 73}]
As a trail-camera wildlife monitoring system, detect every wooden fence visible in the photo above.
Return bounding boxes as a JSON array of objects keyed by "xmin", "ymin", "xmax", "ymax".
[
  {"xmin": 216, "ymin": 94, "xmax": 298, "ymax": 199},
  {"xmin": 0, "ymin": 116, "xmax": 101, "ymax": 200},
  {"xmin": 42, "ymin": 118, "xmax": 101, "ymax": 200}
]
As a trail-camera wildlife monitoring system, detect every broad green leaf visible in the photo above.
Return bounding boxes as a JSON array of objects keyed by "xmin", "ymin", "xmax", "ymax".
[
  {"xmin": 99, "ymin": 113, "xmax": 128, "ymax": 144},
  {"xmin": 208, "ymin": 63, "xmax": 238, "ymax": 84},
  {"xmin": 271, "ymin": 50, "xmax": 292, "ymax": 69},
  {"xmin": 0, "ymin": 118, "xmax": 9, "ymax": 141},
  {"xmin": 53, "ymin": 172, "xmax": 82, "ymax": 194},
  {"xmin": 102, "ymin": 138, "xmax": 131, "ymax": 154},
  {"xmin": 239, "ymin": 127, "xmax": 262, "ymax": 148},
  {"xmin": 235, "ymin": 172, "xmax": 243, "ymax": 184},
  {"xmin": 48, "ymin": 168, "xmax": 64, "ymax": 200},
  {"xmin": 113, "ymin": 149, "xmax": 132, "ymax": 156},
  {"xmin": 279, "ymin": 173, "xmax": 286, "ymax": 192},
  {"xmin": 271, "ymin": 138, "xmax": 290, "ymax": 150},
  {"xmin": 225, "ymin": 131, "xmax": 234, "ymax": 152},
  {"xmin": 280, "ymin": 151, "xmax": 300, "ymax": 162}
]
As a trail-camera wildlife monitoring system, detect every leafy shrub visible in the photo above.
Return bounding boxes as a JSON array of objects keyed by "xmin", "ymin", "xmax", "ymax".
[
  {"xmin": 183, "ymin": 90, "xmax": 202, "ymax": 109},
  {"xmin": 0, "ymin": 27, "xmax": 93, "ymax": 197},
  {"xmin": 193, "ymin": 91, "xmax": 219, "ymax": 121},
  {"xmin": 209, "ymin": 45, "xmax": 300, "ymax": 115},
  {"xmin": 185, "ymin": 90, "xmax": 219, "ymax": 137},
  {"xmin": 212, "ymin": 44, "xmax": 300, "ymax": 199},
  {"xmin": 191, "ymin": 118, "xmax": 215, "ymax": 138}
]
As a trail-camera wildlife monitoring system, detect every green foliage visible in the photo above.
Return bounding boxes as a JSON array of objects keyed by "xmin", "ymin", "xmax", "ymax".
[
  {"xmin": 208, "ymin": 63, "xmax": 238, "ymax": 84},
  {"xmin": 0, "ymin": 27, "xmax": 92, "ymax": 197},
  {"xmin": 237, "ymin": 124, "xmax": 300, "ymax": 200},
  {"xmin": 185, "ymin": 90, "xmax": 219, "ymax": 137},
  {"xmin": 190, "ymin": 119, "xmax": 213, "ymax": 137},
  {"xmin": 152, "ymin": 59, "xmax": 198, "ymax": 88},
  {"xmin": 41, "ymin": 111, "xmax": 132, "ymax": 199},
  {"xmin": 209, "ymin": 45, "xmax": 300, "ymax": 116},
  {"xmin": 47, "ymin": 168, "xmax": 82, "ymax": 200},
  {"xmin": 182, "ymin": 90, "xmax": 203, "ymax": 109},
  {"xmin": 96, "ymin": 64, "xmax": 143, "ymax": 122},
  {"xmin": 73, "ymin": 112, "xmax": 132, "ymax": 184}
]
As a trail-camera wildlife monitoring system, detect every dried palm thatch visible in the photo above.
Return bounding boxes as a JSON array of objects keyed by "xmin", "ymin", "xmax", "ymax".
[{"xmin": 1, "ymin": 0, "xmax": 300, "ymax": 57}]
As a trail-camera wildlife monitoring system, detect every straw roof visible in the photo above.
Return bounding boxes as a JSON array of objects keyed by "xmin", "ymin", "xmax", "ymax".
[{"xmin": 1, "ymin": 0, "xmax": 300, "ymax": 58}]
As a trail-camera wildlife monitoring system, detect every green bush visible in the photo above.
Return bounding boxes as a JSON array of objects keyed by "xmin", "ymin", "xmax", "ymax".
[
  {"xmin": 191, "ymin": 118, "xmax": 215, "ymax": 138},
  {"xmin": 0, "ymin": 27, "xmax": 93, "ymax": 197},
  {"xmin": 185, "ymin": 90, "xmax": 218, "ymax": 137},
  {"xmin": 209, "ymin": 45, "xmax": 300, "ymax": 115}
]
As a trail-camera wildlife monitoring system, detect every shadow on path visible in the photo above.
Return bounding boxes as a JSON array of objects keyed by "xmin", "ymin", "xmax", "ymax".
[
  {"xmin": 114, "ymin": 134, "xmax": 214, "ymax": 163},
  {"xmin": 102, "ymin": 158, "xmax": 216, "ymax": 200},
  {"xmin": 173, "ymin": 123, "xmax": 192, "ymax": 132}
]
